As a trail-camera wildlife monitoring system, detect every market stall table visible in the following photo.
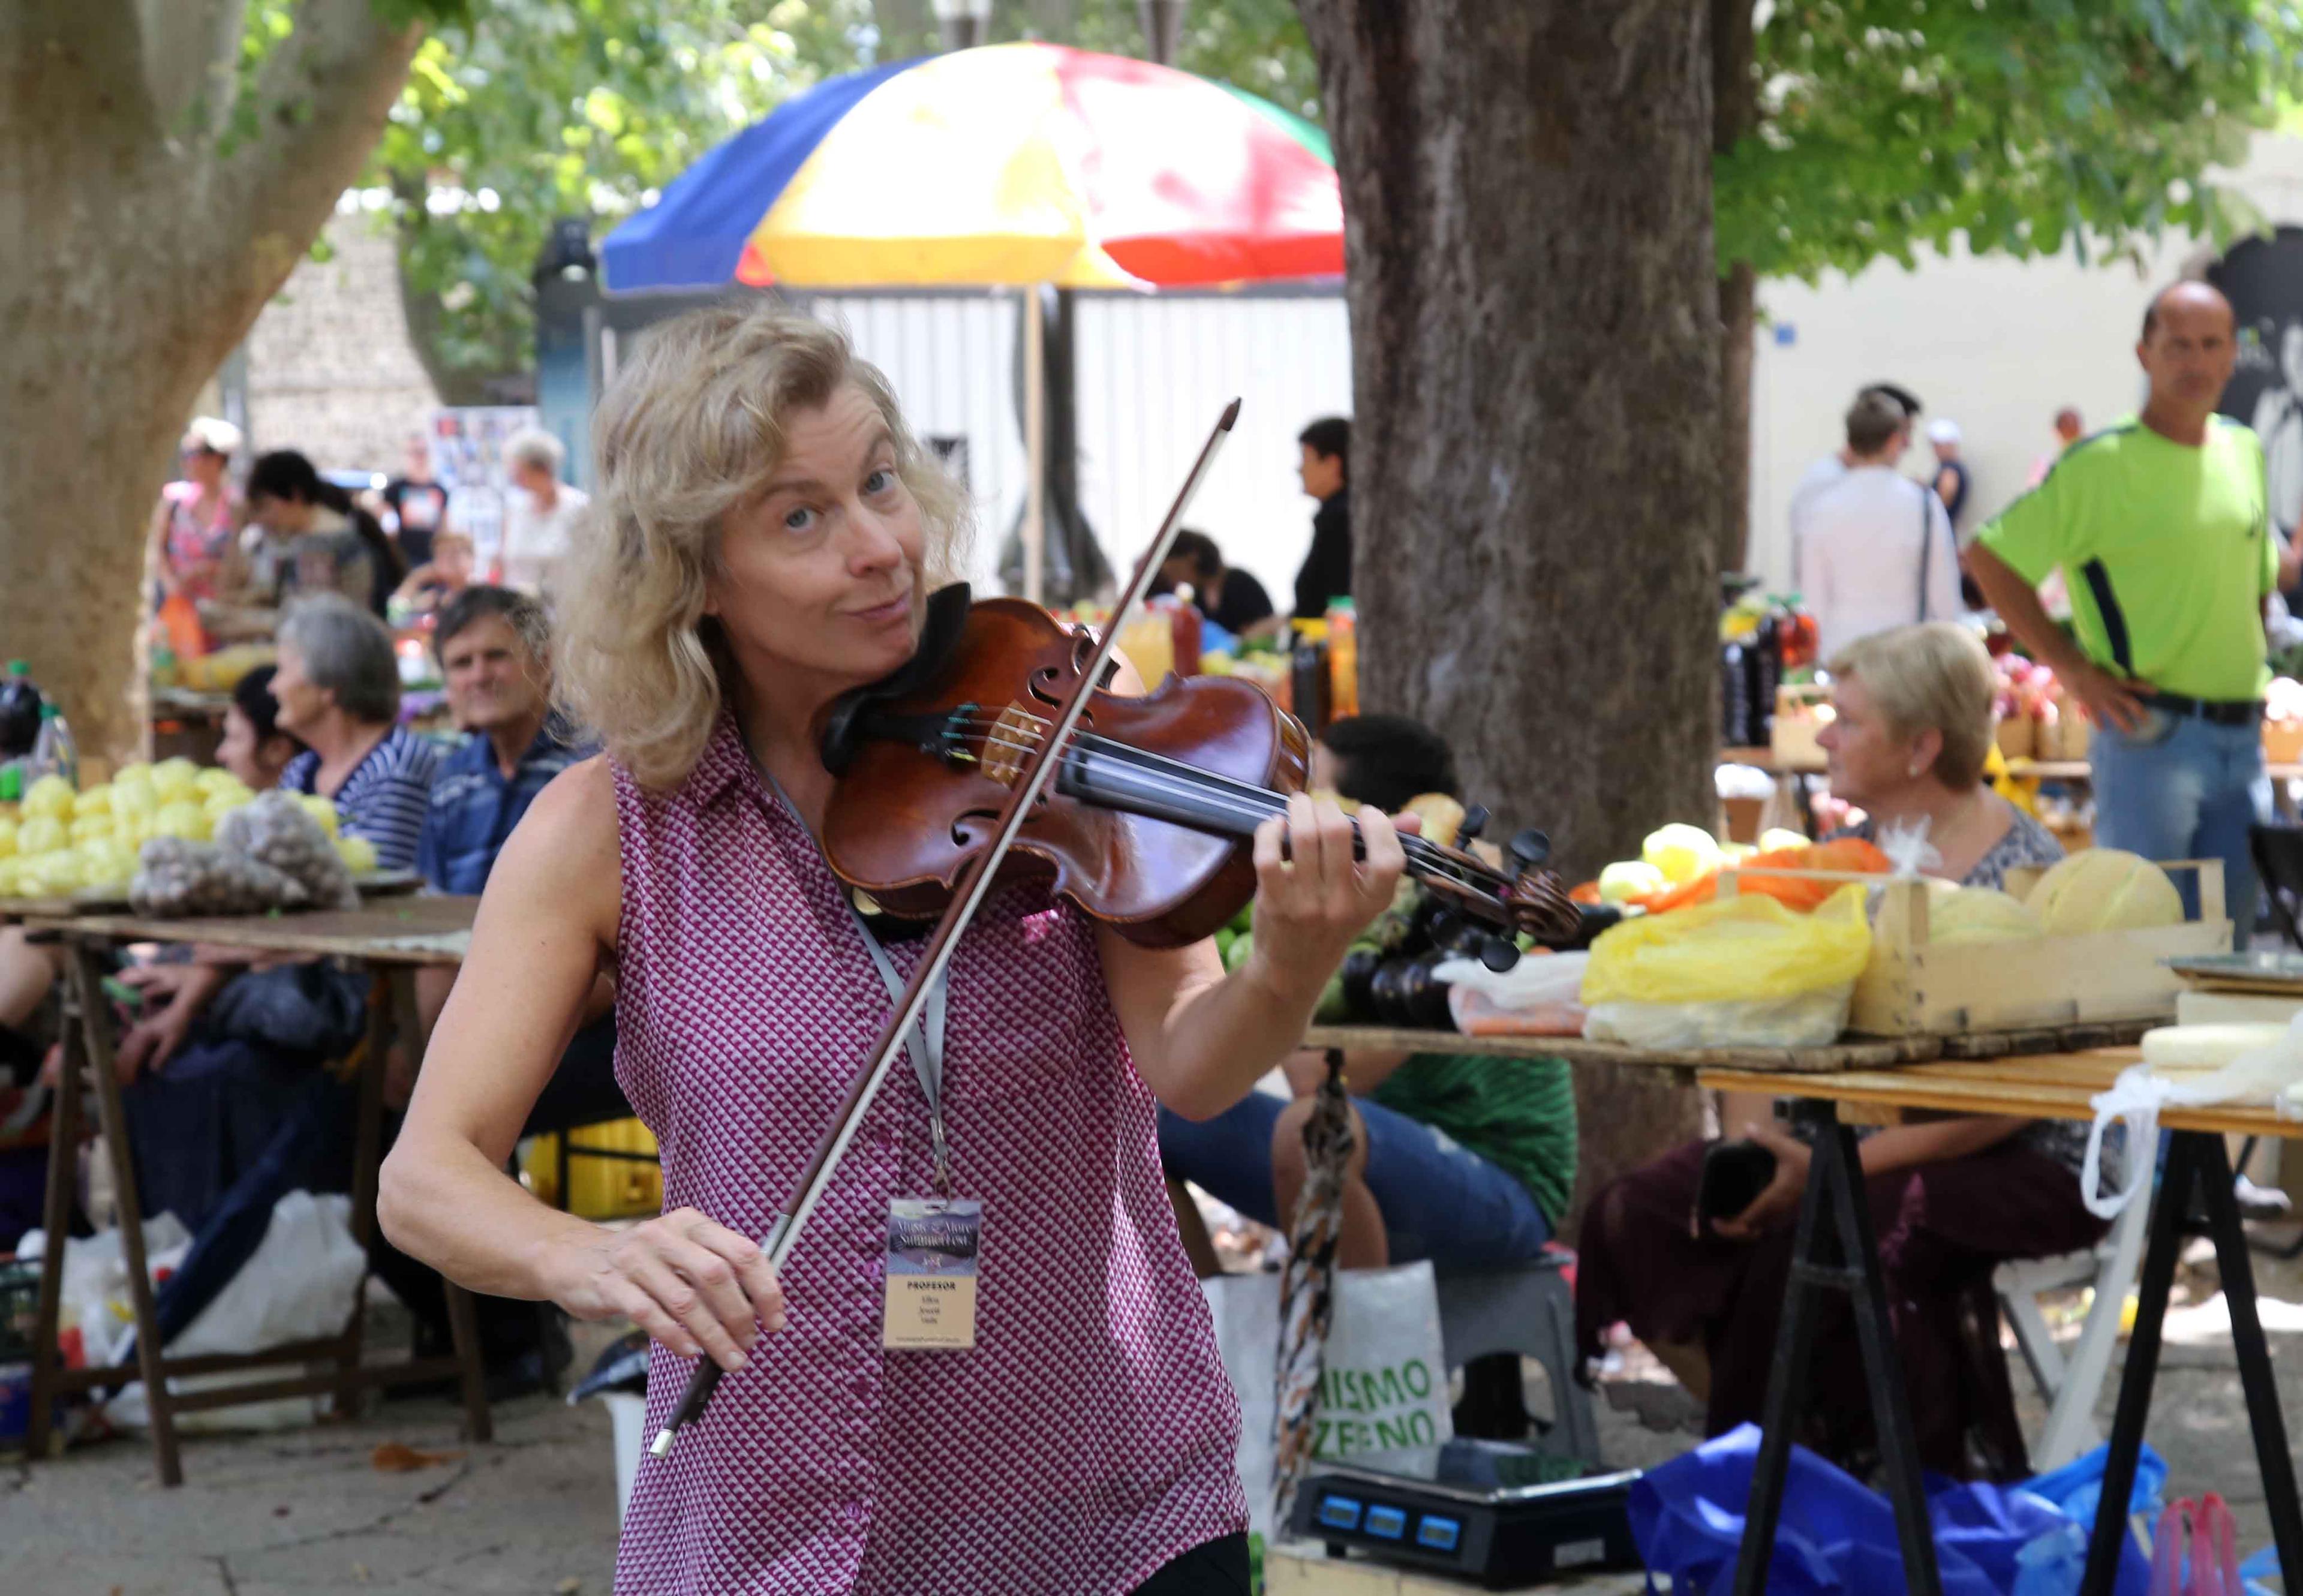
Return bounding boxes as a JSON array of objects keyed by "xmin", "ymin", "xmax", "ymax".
[
  {"xmin": 1691, "ymin": 1050, "xmax": 2303, "ymax": 1596},
  {"xmin": 22, "ymin": 894, "xmax": 485, "ymax": 1487}
]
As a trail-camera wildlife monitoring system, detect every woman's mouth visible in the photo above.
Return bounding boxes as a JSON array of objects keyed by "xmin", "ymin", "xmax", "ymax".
[{"xmin": 849, "ymin": 593, "xmax": 912, "ymax": 626}]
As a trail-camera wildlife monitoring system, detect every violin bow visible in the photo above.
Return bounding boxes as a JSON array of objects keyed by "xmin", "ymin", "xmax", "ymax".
[{"xmin": 650, "ymin": 398, "xmax": 1242, "ymax": 1457}]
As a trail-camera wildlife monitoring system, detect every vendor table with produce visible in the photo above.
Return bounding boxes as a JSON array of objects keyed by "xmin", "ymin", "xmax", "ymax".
[{"xmin": 20, "ymin": 894, "xmax": 486, "ymax": 1487}]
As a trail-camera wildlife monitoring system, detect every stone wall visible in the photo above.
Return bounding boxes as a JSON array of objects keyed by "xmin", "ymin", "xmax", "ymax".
[{"xmin": 242, "ymin": 208, "xmax": 440, "ymax": 474}]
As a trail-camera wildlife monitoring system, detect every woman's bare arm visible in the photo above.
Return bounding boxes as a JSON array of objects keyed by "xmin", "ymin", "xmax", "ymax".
[{"xmin": 378, "ymin": 757, "xmax": 783, "ymax": 1370}]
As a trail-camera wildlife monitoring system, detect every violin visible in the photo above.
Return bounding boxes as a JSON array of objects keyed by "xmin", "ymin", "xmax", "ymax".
[{"xmin": 817, "ymin": 584, "xmax": 1581, "ymax": 964}]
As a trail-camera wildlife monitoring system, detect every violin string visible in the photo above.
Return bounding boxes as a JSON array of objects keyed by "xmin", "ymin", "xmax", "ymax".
[
  {"xmin": 943, "ymin": 716, "xmax": 1507, "ymax": 891},
  {"xmin": 931, "ymin": 708, "xmax": 1511, "ymax": 880},
  {"xmin": 943, "ymin": 719, "xmax": 1510, "ymax": 904}
]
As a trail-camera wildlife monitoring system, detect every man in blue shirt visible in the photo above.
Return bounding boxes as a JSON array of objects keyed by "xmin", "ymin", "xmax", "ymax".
[{"xmin": 418, "ymin": 587, "xmax": 589, "ymax": 894}]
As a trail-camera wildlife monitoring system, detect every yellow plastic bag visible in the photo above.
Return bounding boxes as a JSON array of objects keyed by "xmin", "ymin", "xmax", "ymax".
[{"xmin": 1581, "ymin": 882, "xmax": 1872, "ymax": 1006}]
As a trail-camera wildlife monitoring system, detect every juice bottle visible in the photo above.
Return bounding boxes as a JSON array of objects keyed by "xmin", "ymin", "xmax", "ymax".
[
  {"xmin": 1325, "ymin": 598, "xmax": 1358, "ymax": 719},
  {"xmin": 1153, "ymin": 594, "xmax": 1201, "ymax": 678},
  {"xmin": 1291, "ymin": 636, "xmax": 1332, "ymax": 735},
  {"xmin": 1116, "ymin": 609, "xmax": 1175, "ymax": 687}
]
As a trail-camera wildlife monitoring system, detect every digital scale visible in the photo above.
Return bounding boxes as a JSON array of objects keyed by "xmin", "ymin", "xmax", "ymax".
[{"xmin": 1290, "ymin": 1438, "xmax": 1643, "ymax": 1589}]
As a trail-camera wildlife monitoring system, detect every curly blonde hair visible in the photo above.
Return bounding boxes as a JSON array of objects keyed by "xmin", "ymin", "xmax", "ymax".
[{"xmin": 554, "ymin": 305, "xmax": 971, "ymax": 789}]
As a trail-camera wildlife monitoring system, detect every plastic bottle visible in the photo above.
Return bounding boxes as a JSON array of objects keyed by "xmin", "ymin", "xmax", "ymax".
[
  {"xmin": 28, "ymin": 704, "xmax": 76, "ymax": 790},
  {"xmin": 1154, "ymin": 593, "xmax": 1202, "ymax": 678},
  {"xmin": 1291, "ymin": 635, "xmax": 1332, "ymax": 736},
  {"xmin": 0, "ymin": 663, "xmax": 41, "ymax": 760},
  {"xmin": 1325, "ymin": 598, "xmax": 1358, "ymax": 719},
  {"xmin": 1721, "ymin": 639, "xmax": 1752, "ymax": 747}
]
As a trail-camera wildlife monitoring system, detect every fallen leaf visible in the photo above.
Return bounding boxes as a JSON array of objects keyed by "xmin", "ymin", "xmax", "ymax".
[
  {"xmin": 370, "ymin": 1440, "xmax": 464, "ymax": 1472},
  {"xmin": 556, "ymin": 1581, "xmax": 582, "ymax": 1595}
]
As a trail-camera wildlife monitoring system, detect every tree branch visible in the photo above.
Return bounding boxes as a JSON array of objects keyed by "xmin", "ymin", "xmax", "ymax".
[
  {"xmin": 136, "ymin": 0, "xmax": 244, "ymax": 143},
  {"xmin": 199, "ymin": 0, "xmax": 422, "ymax": 332}
]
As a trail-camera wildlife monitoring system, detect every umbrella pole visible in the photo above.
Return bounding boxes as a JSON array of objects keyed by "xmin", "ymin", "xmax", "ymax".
[{"xmin": 1023, "ymin": 284, "xmax": 1047, "ymax": 604}]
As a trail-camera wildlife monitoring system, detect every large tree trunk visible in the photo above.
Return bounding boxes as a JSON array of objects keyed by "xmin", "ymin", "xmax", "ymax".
[
  {"xmin": 1295, "ymin": 0, "xmax": 1720, "ymax": 1213},
  {"xmin": 0, "ymin": 1, "xmax": 420, "ymax": 765},
  {"xmin": 1713, "ymin": 0, "xmax": 1758, "ymax": 577}
]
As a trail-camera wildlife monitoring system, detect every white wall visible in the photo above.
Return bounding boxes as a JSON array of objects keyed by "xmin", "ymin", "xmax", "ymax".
[
  {"xmin": 800, "ymin": 288, "xmax": 1349, "ymax": 604},
  {"xmin": 1074, "ymin": 292, "xmax": 1352, "ymax": 611},
  {"xmin": 1748, "ymin": 132, "xmax": 2303, "ymax": 592}
]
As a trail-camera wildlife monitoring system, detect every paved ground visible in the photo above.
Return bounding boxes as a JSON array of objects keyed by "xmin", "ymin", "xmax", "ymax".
[
  {"xmin": 9, "ymin": 1239, "xmax": 2303, "ymax": 1593},
  {"xmin": 2, "ymin": 1314, "xmax": 628, "ymax": 1596}
]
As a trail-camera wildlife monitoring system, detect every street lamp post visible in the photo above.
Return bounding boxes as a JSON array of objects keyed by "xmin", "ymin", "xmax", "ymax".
[
  {"xmin": 1138, "ymin": 0, "xmax": 1186, "ymax": 65},
  {"xmin": 931, "ymin": 0, "xmax": 993, "ymax": 51}
]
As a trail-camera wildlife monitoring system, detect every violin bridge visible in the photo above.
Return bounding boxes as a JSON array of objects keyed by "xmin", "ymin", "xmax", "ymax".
[{"xmin": 977, "ymin": 703, "xmax": 1043, "ymax": 789}]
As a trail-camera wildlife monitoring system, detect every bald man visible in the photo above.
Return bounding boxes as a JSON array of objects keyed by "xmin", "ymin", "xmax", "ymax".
[{"xmin": 1966, "ymin": 282, "xmax": 2277, "ymax": 945}]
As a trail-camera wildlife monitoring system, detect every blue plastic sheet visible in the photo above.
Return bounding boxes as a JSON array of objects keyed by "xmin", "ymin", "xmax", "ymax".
[{"xmin": 1629, "ymin": 1425, "xmax": 2154, "ymax": 1596}]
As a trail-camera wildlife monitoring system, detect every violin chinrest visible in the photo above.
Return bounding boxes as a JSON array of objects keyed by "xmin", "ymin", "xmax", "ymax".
[{"xmin": 820, "ymin": 582, "xmax": 975, "ymax": 775}]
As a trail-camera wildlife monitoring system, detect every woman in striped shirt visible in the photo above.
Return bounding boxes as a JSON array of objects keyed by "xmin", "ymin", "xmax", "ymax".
[{"xmin": 271, "ymin": 594, "xmax": 439, "ymax": 870}]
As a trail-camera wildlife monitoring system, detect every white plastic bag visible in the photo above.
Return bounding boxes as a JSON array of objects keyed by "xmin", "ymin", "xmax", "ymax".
[
  {"xmin": 20, "ymin": 1212, "xmax": 193, "ymax": 1372},
  {"xmin": 1436, "ymin": 951, "xmax": 1588, "ymax": 1036},
  {"xmin": 109, "ymin": 1191, "xmax": 365, "ymax": 1431},
  {"xmin": 1202, "ymin": 1261, "xmax": 1454, "ymax": 1544},
  {"xmin": 1585, "ymin": 987, "xmax": 1854, "ymax": 1050},
  {"xmin": 2081, "ymin": 1017, "xmax": 2303, "ymax": 1220}
]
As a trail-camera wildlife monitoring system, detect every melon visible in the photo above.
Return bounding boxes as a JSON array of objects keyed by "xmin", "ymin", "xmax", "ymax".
[
  {"xmin": 1641, "ymin": 823, "xmax": 1723, "ymax": 886},
  {"xmin": 1923, "ymin": 885, "xmax": 2043, "ymax": 945},
  {"xmin": 2141, "ymin": 1023, "xmax": 2291, "ymax": 1073},
  {"xmin": 1598, "ymin": 859, "xmax": 1667, "ymax": 905},
  {"xmin": 2025, "ymin": 849, "xmax": 2184, "ymax": 934}
]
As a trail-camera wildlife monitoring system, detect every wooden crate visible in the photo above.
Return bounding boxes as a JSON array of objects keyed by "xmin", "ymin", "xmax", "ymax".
[
  {"xmin": 1849, "ymin": 859, "xmax": 2229, "ymax": 1036},
  {"xmin": 1770, "ymin": 683, "xmax": 1830, "ymax": 767},
  {"xmin": 1710, "ymin": 860, "xmax": 2229, "ymax": 1038}
]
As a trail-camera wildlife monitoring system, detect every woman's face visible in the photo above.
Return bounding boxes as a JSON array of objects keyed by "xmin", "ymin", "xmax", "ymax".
[
  {"xmin": 217, "ymin": 705, "xmax": 290, "ymax": 789},
  {"xmin": 706, "ymin": 383, "xmax": 927, "ymax": 701},
  {"xmin": 437, "ymin": 539, "xmax": 474, "ymax": 586},
  {"xmin": 247, "ymin": 491, "xmax": 312, "ymax": 537},
  {"xmin": 183, "ymin": 446, "xmax": 227, "ymax": 492},
  {"xmin": 1815, "ymin": 673, "xmax": 1932, "ymax": 808},
  {"xmin": 266, "ymin": 642, "xmax": 332, "ymax": 737}
]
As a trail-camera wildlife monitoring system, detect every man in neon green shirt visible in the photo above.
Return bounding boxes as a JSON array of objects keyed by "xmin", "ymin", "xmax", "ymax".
[{"xmin": 1967, "ymin": 282, "xmax": 2277, "ymax": 945}]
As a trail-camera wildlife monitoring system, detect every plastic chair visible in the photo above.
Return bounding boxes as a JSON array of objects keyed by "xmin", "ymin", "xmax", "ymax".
[
  {"xmin": 1433, "ymin": 1252, "xmax": 1601, "ymax": 1464},
  {"xmin": 1994, "ymin": 1177, "xmax": 2152, "ymax": 1471}
]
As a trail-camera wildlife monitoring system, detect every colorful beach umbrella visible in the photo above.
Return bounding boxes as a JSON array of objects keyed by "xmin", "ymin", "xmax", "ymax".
[{"xmin": 601, "ymin": 42, "xmax": 1341, "ymax": 294}]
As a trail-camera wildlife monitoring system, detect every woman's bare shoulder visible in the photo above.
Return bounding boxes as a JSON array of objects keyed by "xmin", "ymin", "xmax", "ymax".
[{"xmin": 485, "ymin": 754, "xmax": 622, "ymax": 940}]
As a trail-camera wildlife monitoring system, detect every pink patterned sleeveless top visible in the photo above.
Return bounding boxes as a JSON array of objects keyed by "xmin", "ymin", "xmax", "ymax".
[{"xmin": 610, "ymin": 714, "xmax": 1246, "ymax": 1594}]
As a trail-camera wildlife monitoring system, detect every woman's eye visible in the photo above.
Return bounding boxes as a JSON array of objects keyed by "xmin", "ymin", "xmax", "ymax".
[
  {"xmin": 864, "ymin": 468, "xmax": 895, "ymax": 495},
  {"xmin": 782, "ymin": 505, "xmax": 815, "ymax": 533}
]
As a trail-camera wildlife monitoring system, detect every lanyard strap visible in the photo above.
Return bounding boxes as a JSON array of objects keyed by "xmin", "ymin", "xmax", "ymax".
[
  {"xmin": 749, "ymin": 754, "xmax": 955, "ymax": 1194},
  {"xmin": 847, "ymin": 905, "xmax": 954, "ymax": 1195}
]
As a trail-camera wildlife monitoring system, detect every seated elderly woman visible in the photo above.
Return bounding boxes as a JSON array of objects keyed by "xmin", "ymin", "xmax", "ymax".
[
  {"xmin": 115, "ymin": 596, "xmax": 439, "ymax": 1083},
  {"xmin": 1577, "ymin": 623, "xmax": 2099, "ymax": 1481}
]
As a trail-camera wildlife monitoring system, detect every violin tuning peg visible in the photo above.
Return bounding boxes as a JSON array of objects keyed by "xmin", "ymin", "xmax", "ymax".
[
  {"xmin": 1457, "ymin": 804, "xmax": 1490, "ymax": 844},
  {"xmin": 1508, "ymin": 829, "xmax": 1552, "ymax": 871},
  {"xmin": 1478, "ymin": 935, "xmax": 1520, "ymax": 973}
]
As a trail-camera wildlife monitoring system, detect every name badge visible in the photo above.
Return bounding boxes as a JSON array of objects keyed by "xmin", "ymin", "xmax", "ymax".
[{"xmin": 882, "ymin": 1197, "xmax": 981, "ymax": 1350}]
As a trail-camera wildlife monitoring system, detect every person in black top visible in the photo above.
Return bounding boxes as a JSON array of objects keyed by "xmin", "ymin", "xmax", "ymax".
[
  {"xmin": 1159, "ymin": 528, "xmax": 1276, "ymax": 639},
  {"xmin": 1927, "ymin": 417, "xmax": 1971, "ymax": 529},
  {"xmin": 381, "ymin": 432, "xmax": 451, "ymax": 568},
  {"xmin": 1292, "ymin": 414, "xmax": 1351, "ymax": 619}
]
